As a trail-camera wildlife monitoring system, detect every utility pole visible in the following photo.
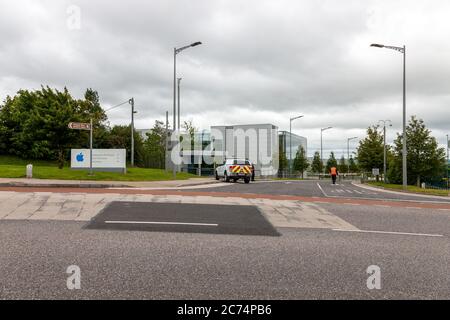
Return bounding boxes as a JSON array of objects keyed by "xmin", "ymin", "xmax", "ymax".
[
  {"xmin": 89, "ymin": 118, "xmax": 93, "ymax": 175},
  {"xmin": 129, "ymin": 98, "xmax": 136, "ymax": 167},
  {"xmin": 165, "ymin": 111, "xmax": 169, "ymax": 172},
  {"xmin": 378, "ymin": 120, "xmax": 392, "ymax": 183},
  {"xmin": 321, "ymin": 127, "xmax": 332, "ymax": 175},
  {"xmin": 447, "ymin": 134, "xmax": 449, "ymax": 189},
  {"xmin": 177, "ymin": 78, "xmax": 182, "ymax": 130},
  {"xmin": 347, "ymin": 136, "xmax": 358, "ymax": 174},
  {"xmin": 172, "ymin": 41, "xmax": 202, "ymax": 179},
  {"xmin": 177, "ymin": 78, "xmax": 183, "ymax": 175},
  {"xmin": 289, "ymin": 115, "xmax": 303, "ymax": 176},
  {"xmin": 173, "ymin": 48, "xmax": 177, "ymax": 134},
  {"xmin": 371, "ymin": 43, "xmax": 407, "ymax": 189}
]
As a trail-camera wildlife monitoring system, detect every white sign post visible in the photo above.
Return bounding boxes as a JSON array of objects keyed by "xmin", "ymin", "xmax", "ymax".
[
  {"xmin": 71, "ymin": 149, "xmax": 126, "ymax": 172},
  {"xmin": 68, "ymin": 120, "xmax": 93, "ymax": 175}
]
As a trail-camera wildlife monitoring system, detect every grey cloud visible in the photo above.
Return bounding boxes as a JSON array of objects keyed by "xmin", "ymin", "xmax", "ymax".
[{"xmin": 0, "ymin": 0, "xmax": 449, "ymax": 159}]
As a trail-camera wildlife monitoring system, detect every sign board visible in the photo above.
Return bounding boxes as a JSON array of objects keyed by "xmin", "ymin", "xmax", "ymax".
[
  {"xmin": 71, "ymin": 149, "xmax": 126, "ymax": 171},
  {"xmin": 372, "ymin": 168, "xmax": 380, "ymax": 176},
  {"xmin": 68, "ymin": 122, "xmax": 91, "ymax": 130}
]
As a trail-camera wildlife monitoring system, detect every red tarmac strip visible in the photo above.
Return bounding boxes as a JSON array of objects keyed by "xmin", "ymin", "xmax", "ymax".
[{"xmin": 1, "ymin": 186, "xmax": 450, "ymax": 210}]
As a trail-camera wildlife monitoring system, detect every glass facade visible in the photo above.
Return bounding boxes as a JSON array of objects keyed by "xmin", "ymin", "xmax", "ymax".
[{"xmin": 279, "ymin": 131, "xmax": 307, "ymax": 168}]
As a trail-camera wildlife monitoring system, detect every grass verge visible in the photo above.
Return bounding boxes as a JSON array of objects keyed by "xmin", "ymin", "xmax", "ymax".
[
  {"xmin": 0, "ymin": 156, "xmax": 197, "ymax": 181},
  {"xmin": 367, "ymin": 181, "xmax": 449, "ymax": 197}
]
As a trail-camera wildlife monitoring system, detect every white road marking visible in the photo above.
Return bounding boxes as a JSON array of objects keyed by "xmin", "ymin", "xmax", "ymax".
[
  {"xmin": 316, "ymin": 183, "xmax": 329, "ymax": 197},
  {"xmin": 104, "ymin": 220, "xmax": 219, "ymax": 227},
  {"xmin": 345, "ymin": 190, "xmax": 353, "ymax": 194},
  {"xmin": 332, "ymin": 229, "xmax": 443, "ymax": 237}
]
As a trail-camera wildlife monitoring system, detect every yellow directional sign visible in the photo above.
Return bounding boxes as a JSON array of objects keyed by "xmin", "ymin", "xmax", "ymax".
[{"xmin": 68, "ymin": 122, "xmax": 91, "ymax": 130}]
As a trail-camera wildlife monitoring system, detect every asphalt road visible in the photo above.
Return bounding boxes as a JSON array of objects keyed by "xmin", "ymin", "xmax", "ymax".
[
  {"xmin": 86, "ymin": 202, "xmax": 279, "ymax": 236},
  {"xmin": 1, "ymin": 217, "xmax": 449, "ymax": 299},
  {"xmin": 186, "ymin": 180, "xmax": 450, "ymax": 203},
  {"xmin": 1, "ymin": 180, "xmax": 449, "ymax": 299}
]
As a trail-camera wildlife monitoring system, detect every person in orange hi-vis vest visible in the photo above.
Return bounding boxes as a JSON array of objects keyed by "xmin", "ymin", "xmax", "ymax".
[{"xmin": 330, "ymin": 166, "xmax": 338, "ymax": 185}]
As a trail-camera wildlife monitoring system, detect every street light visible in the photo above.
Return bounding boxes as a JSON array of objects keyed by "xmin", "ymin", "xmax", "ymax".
[
  {"xmin": 321, "ymin": 127, "xmax": 332, "ymax": 174},
  {"xmin": 289, "ymin": 115, "xmax": 304, "ymax": 176},
  {"xmin": 347, "ymin": 136, "xmax": 358, "ymax": 174},
  {"xmin": 172, "ymin": 41, "xmax": 202, "ymax": 177},
  {"xmin": 173, "ymin": 41, "xmax": 202, "ymax": 130},
  {"xmin": 128, "ymin": 98, "xmax": 137, "ymax": 167},
  {"xmin": 447, "ymin": 134, "xmax": 449, "ymax": 189},
  {"xmin": 177, "ymin": 78, "xmax": 182, "ymax": 130},
  {"xmin": 371, "ymin": 43, "xmax": 407, "ymax": 190},
  {"xmin": 378, "ymin": 120, "xmax": 392, "ymax": 183}
]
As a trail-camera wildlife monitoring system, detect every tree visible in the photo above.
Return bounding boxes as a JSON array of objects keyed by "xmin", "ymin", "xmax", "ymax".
[
  {"xmin": 292, "ymin": 146, "xmax": 309, "ymax": 178},
  {"xmin": 0, "ymin": 86, "xmax": 110, "ymax": 168},
  {"xmin": 338, "ymin": 155, "xmax": 347, "ymax": 173},
  {"xmin": 388, "ymin": 116, "xmax": 446, "ymax": 186},
  {"xmin": 142, "ymin": 120, "xmax": 167, "ymax": 169},
  {"xmin": 356, "ymin": 126, "xmax": 385, "ymax": 174},
  {"xmin": 326, "ymin": 152, "xmax": 338, "ymax": 173},
  {"xmin": 107, "ymin": 125, "xmax": 144, "ymax": 167},
  {"xmin": 311, "ymin": 151, "xmax": 323, "ymax": 173},
  {"xmin": 278, "ymin": 146, "xmax": 288, "ymax": 176},
  {"xmin": 0, "ymin": 87, "xmax": 83, "ymax": 167},
  {"xmin": 349, "ymin": 155, "xmax": 358, "ymax": 173}
]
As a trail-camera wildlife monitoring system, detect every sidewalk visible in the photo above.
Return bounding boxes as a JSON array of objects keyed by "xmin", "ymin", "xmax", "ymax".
[
  {"xmin": 353, "ymin": 181, "xmax": 449, "ymax": 199},
  {"xmin": 0, "ymin": 177, "xmax": 218, "ymax": 188}
]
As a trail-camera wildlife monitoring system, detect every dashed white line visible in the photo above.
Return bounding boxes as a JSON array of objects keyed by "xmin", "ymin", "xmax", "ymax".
[
  {"xmin": 332, "ymin": 229, "xmax": 443, "ymax": 238},
  {"xmin": 104, "ymin": 221, "xmax": 219, "ymax": 227}
]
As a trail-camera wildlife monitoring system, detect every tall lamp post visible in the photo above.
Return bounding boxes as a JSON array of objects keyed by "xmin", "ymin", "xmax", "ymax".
[
  {"xmin": 378, "ymin": 120, "xmax": 392, "ymax": 183},
  {"xmin": 177, "ymin": 78, "xmax": 182, "ymax": 130},
  {"xmin": 289, "ymin": 115, "xmax": 304, "ymax": 175},
  {"xmin": 321, "ymin": 127, "xmax": 332, "ymax": 174},
  {"xmin": 172, "ymin": 41, "xmax": 202, "ymax": 178},
  {"xmin": 447, "ymin": 134, "xmax": 449, "ymax": 189},
  {"xmin": 129, "ymin": 98, "xmax": 137, "ymax": 167},
  {"xmin": 371, "ymin": 43, "xmax": 407, "ymax": 190},
  {"xmin": 347, "ymin": 136, "xmax": 358, "ymax": 174}
]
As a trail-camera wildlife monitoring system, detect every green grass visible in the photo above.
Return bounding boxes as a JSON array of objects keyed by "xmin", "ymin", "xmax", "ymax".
[
  {"xmin": 0, "ymin": 156, "xmax": 197, "ymax": 181},
  {"xmin": 368, "ymin": 181, "xmax": 449, "ymax": 197}
]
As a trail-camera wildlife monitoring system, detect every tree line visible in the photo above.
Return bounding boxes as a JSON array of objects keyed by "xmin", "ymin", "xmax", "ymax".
[
  {"xmin": 0, "ymin": 86, "xmax": 168, "ymax": 169},
  {"xmin": 284, "ymin": 116, "xmax": 446, "ymax": 186}
]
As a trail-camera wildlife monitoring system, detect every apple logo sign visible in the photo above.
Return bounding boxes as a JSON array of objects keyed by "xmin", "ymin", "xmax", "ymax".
[{"xmin": 76, "ymin": 152, "xmax": 84, "ymax": 162}]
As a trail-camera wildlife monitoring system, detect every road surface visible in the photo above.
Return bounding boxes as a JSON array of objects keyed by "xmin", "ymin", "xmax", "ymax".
[{"xmin": 0, "ymin": 180, "xmax": 449, "ymax": 299}]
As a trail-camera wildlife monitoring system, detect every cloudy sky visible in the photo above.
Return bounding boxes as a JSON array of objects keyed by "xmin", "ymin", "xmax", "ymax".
[{"xmin": 0, "ymin": 0, "xmax": 449, "ymax": 157}]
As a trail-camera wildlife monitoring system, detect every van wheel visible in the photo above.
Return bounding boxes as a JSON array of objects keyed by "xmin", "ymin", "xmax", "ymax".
[
  {"xmin": 224, "ymin": 172, "xmax": 230, "ymax": 182},
  {"xmin": 244, "ymin": 177, "xmax": 250, "ymax": 184},
  {"xmin": 215, "ymin": 171, "xmax": 219, "ymax": 180}
]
